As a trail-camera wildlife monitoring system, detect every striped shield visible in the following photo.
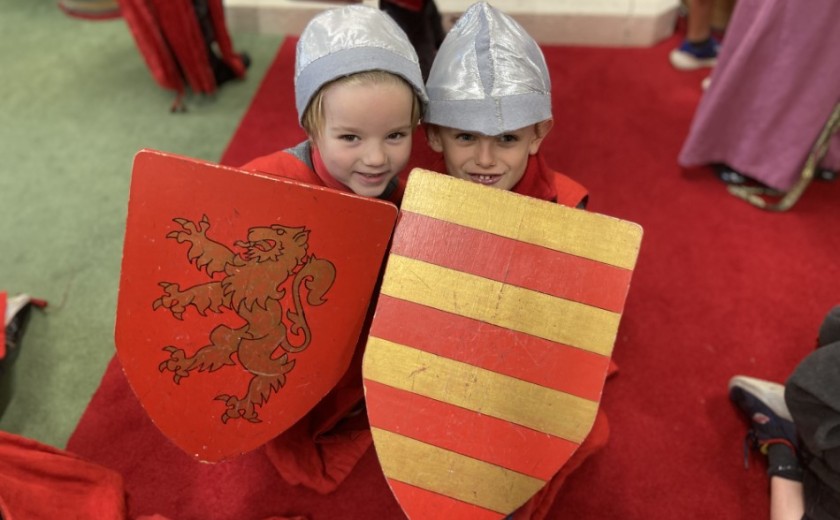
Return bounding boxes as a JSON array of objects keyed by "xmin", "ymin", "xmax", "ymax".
[{"xmin": 362, "ymin": 169, "xmax": 642, "ymax": 519}]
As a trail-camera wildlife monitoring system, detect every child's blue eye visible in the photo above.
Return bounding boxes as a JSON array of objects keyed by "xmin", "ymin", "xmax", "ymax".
[
  {"xmin": 456, "ymin": 133, "xmax": 475, "ymax": 142},
  {"xmin": 498, "ymin": 134, "xmax": 518, "ymax": 143}
]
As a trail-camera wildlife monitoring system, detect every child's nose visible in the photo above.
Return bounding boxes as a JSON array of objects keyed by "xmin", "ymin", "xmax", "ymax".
[
  {"xmin": 363, "ymin": 143, "xmax": 387, "ymax": 166},
  {"xmin": 475, "ymin": 141, "xmax": 496, "ymax": 168}
]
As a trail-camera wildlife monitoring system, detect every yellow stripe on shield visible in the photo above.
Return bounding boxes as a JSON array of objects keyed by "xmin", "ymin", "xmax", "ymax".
[
  {"xmin": 365, "ymin": 337, "xmax": 599, "ymax": 442},
  {"xmin": 381, "ymin": 255, "xmax": 622, "ymax": 356},
  {"xmin": 371, "ymin": 427, "xmax": 545, "ymax": 514},
  {"xmin": 402, "ymin": 169, "xmax": 642, "ymax": 270}
]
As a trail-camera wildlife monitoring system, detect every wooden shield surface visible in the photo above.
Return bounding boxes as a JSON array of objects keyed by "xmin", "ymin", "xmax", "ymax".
[
  {"xmin": 117, "ymin": 149, "xmax": 397, "ymax": 462},
  {"xmin": 363, "ymin": 169, "xmax": 642, "ymax": 519}
]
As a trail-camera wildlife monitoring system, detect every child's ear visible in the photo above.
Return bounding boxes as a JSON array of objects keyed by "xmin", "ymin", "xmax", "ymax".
[
  {"xmin": 529, "ymin": 119, "xmax": 554, "ymax": 155},
  {"xmin": 425, "ymin": 124, "xmax": 445, "ymax": 153}
]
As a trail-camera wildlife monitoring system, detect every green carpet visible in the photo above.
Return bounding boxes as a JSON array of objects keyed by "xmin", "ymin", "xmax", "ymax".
[{"xmin": 0, "ymin": 0, "xmax": 283, "ymax": 448}]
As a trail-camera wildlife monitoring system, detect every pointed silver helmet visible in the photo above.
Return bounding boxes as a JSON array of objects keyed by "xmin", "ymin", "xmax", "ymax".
[
  {"xmin": 425, "ymin": 2, "xmax": 551, "ymax": 135},
  {"xmin": 294, "ymin": 4, "xmax": 429, "ymax": 125}
]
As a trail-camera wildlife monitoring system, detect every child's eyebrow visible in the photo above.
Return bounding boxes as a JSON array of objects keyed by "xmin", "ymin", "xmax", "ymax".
[{"xmin": 328, "ymin": 124, "xmax": 362, "ymax": 133}]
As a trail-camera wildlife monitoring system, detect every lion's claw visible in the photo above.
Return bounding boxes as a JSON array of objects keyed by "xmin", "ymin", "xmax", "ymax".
[
  {"xmin": 159, "ymin": 346, "xmax": 191, "ymax": 383},
  {"xmin": 153, "ymin": 282, "xmax": 189, "ymax": 318},
  {"xmin": 215, "ymin": 393, "xmax": 261, "ymax": 424}
]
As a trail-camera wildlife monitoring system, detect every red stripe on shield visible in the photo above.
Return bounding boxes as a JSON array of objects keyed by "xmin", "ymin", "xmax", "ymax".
[
  {"xmin": 387, "ymin": 479, "xmax": 503, "ymax": 520},
  {"xmin": 370, "ymin": 296, "xmax": 610, "ymax": 401},
  {"xmin": 391, "ymin": 211, "xmax": 632, "ymax": 312},
  {"xmin": 366, "ymin": 380, "xmax": 578, "ymax": 480}
]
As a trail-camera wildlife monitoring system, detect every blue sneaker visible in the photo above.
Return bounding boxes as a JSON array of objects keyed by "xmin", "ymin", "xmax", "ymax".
[
  {"xmin": 669, "ymin": 38, "xmax": 719, "ymax": 70},
  {"xmin": 728, "ymin": 376, "xmax": 798, "ymax": 469}
]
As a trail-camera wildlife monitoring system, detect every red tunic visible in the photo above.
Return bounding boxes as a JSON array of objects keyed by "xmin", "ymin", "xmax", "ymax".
[
  {"xmin": 241, "ymin": 145, "xmax": 400, "ymax": 493},
  {"xmin": 0, "ymin": 431, "xmax": 126, "ymax": 520}
]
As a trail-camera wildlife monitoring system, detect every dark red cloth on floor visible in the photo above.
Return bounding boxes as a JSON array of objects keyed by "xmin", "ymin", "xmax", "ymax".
[
  {"xmin": 67, "ymin": 357, "xmax": 406, "ymax": 519},
  {"xmin": 0, "ymin": 431, "xmax": 126, "ymax": 520},
  {"xmin": 514, "ymin": 409, "xmax": 610, "ymax": 520},
  {"xmin": 263, "ymin": 347, "xmax": 372, "ymax": 494}
]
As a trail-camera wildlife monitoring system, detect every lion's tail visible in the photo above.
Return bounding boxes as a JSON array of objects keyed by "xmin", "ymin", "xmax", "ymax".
[{"xmin": 281, "ymin": 256, "xmax": 336, "ymax": 353}]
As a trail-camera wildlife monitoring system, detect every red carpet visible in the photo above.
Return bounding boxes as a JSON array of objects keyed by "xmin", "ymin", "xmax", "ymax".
[{"xmin": 67, "ymin": 36, "xmax": 840, "ymax": 519}]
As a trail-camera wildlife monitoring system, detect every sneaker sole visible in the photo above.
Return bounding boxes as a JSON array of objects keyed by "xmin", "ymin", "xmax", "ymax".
[
  {"xmin": 728, "ymin": 375, "xmax": 792, "ymax": 422},
  {"xmin": 669, "ymin": 49, "xmax": 717, "ymax": 71}
]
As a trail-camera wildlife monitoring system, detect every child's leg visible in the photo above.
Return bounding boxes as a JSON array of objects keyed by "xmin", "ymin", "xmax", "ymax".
[
  {"xmin": 785, "ymin": 341, "xmax": 840, "ymax": 519},
  {"xmin": 686, "ymin": 0, "xmax": 714, "ymax": 43},
  {"xmin": 670, "ymin": 0, "xmax": 719, "ymax": 70},
  {"xmin": 770, "ymin": 476, "xmax": 805, "ymax": 520},
  {"xmin": 729, "ymin": 376, "xmax": 805, "ymax": 520}
]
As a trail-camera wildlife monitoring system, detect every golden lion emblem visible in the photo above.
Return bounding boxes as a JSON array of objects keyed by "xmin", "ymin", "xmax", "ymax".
[{"xmin": 154, "ymin": 215, "xmax": 336, "ymax": 424}]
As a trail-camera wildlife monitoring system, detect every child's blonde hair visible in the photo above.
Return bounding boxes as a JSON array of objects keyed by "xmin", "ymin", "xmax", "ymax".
[{"xmin": 301, "ymin": 70, "xmax": 422, "ymax": 139}]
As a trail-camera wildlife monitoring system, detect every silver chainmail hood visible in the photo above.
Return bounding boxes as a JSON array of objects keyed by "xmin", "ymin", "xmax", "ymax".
[
  {"xmin": 294, "ymin": 4, "xmax": 429, "ymax": 125},
  {"xmin": 425, "ymin": 2, "xmax": 552, "ymax": 135}
]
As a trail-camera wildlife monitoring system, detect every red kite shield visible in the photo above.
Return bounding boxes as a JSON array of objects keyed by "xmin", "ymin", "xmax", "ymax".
[
  {"xmin": 117, "ymin": 149, "xmax": 397, "ymax": 462},
  {"xmin": 363, "ymin": 169, "xmax": 643, "ymax": 519}
]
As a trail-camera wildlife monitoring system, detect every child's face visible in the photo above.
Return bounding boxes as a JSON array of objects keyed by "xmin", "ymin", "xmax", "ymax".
[
  {"xmin": 312, "ymin": 80, "xmax": 415, "ymax": 197},
  {"xmin": 425, "ymin": 121, "xmax": 552, "ymax": 191}
]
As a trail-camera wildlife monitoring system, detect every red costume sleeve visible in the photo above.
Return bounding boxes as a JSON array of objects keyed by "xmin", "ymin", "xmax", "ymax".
[{"xmin": 263, "ymin": 338, "xmax": 373, "ymax": 494}]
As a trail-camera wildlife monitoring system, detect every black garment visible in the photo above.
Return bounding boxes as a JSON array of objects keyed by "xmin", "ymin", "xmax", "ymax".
[
  {"xmin": 380, "ymin": 0, "xmax": 445, "ymax": 80},
  {"xmin": 193, "ymin": 0, "xmax": 250, "ymax": 87},
  {"xmin": 786, "ymin": 308, "xmax": 840, "ymax": 520}
]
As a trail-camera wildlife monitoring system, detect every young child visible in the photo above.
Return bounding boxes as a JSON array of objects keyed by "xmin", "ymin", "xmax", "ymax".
[
  {"xmin": 243, "ymin": 5, "xmax": 427, "ymax": 203},
  {"xmin": 420, "ymin": 3, "xmax": 608, "ymax": 518},
  {"xmin": 241, "ymin": 4, "xmax": 428, "ymax": 493},
  {"xmin": 729, "ymin": 305, "xmax": 840, "ymax": 520},
  {"xmin": 421, "ymin": 2, "xmax": 588, "ymax": 210}
]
